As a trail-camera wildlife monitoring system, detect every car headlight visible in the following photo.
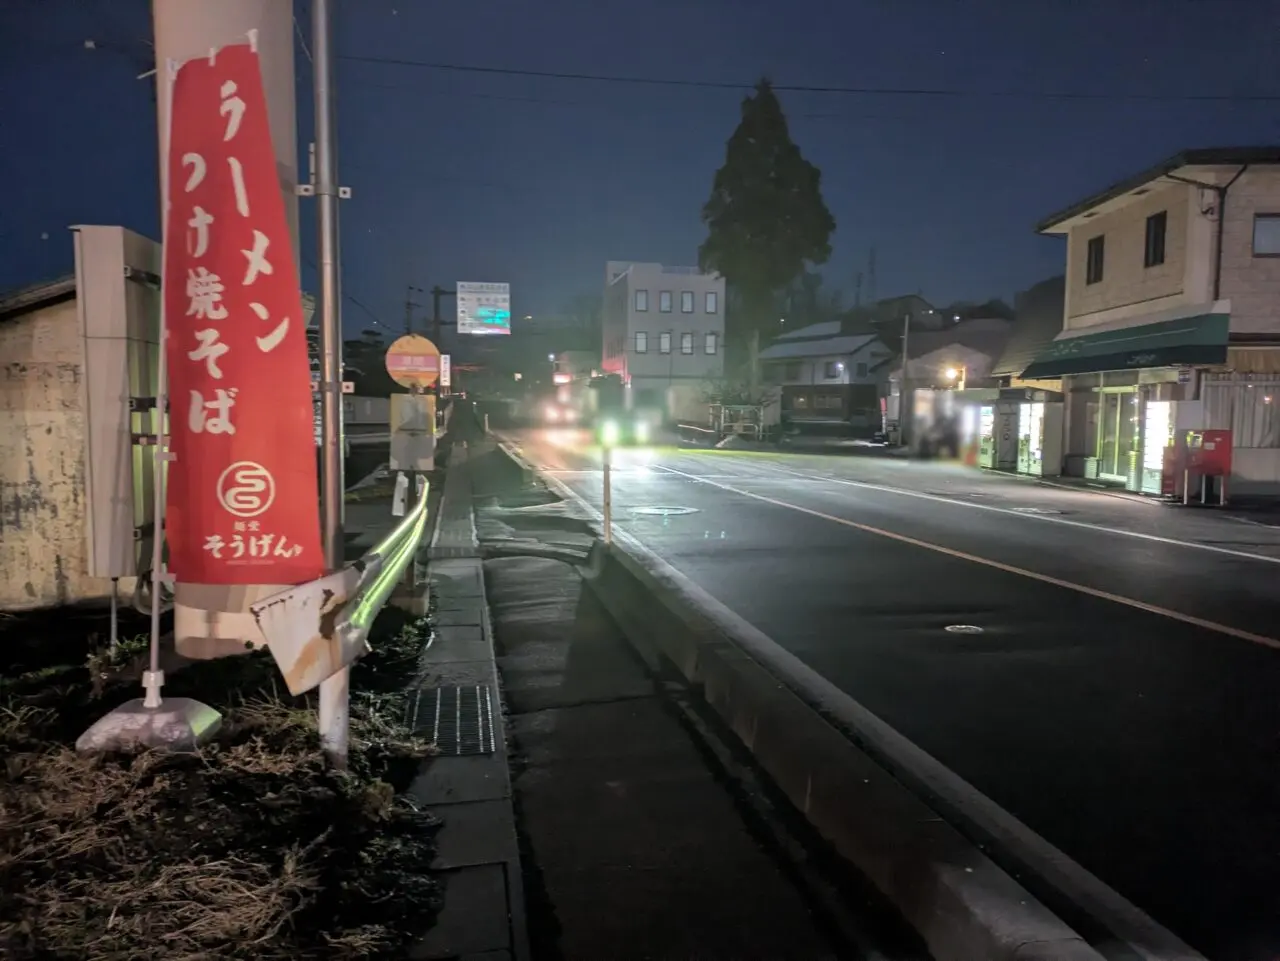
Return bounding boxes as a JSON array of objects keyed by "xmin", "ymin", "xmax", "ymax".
[{"xmin": 601, "ymin": 420, "xmax": 620, "ymax": 447}]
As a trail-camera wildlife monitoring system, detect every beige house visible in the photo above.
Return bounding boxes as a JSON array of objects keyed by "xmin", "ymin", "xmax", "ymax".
[
  {"xmin": 1024, "ymin": 147, "xmax": 1280, "ymax": 495},
  {"xmin": 0, "ymin": 226, "xmax": 162, "ymax": 611}
]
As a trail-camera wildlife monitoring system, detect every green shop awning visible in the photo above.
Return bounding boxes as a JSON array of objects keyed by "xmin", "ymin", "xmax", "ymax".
[{"xmin": 1021, "ymin": 311, "xmax": 1229, "ymax": 379}]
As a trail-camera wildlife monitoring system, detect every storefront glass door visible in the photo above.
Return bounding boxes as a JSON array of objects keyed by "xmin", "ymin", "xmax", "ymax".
[{"xmin": 1097, "ymin": 390, "xmax": 1139, "ymax": 479}]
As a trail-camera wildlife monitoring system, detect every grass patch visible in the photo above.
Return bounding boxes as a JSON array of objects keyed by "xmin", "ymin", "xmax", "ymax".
[{"xmin": 0, "ymin": 605, "xmax": 441, "ymax": 960}]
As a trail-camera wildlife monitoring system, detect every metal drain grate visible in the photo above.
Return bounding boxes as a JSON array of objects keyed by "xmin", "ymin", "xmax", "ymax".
[{"xmin": 411, "ymin": 684, "xmax": 497, "ymax": 756}]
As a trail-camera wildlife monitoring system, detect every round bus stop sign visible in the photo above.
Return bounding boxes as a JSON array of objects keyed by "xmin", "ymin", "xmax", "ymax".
[{"xmin": 384, "ymin": 334, "xmax": 441, "ymax": 389}]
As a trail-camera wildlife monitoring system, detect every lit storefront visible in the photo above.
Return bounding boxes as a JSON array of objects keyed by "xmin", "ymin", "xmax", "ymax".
[
  {"xmin": 1021, "ymin": 308, "xmax": 1230, "ymax": 493},
  {"xmin": 951, "ymin": 387, "xmax": 1063, "ymax": 476}
]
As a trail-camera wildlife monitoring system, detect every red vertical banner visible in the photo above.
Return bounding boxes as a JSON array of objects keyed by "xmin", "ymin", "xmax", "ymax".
[{"xmin": 162, "ymin": 43, "xmax": 323, "ymax": 585}]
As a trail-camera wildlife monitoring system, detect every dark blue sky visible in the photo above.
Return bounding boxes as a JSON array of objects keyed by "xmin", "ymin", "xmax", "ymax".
[{"xmin": 3, "ymin": 0, "xmax": 1278, "ymax": 338}]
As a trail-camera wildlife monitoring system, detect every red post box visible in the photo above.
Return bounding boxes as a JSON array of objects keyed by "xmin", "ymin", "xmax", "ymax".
[{"xmin": 1182, "ymin": 429, "xmax": 1232, "ymax": 505}]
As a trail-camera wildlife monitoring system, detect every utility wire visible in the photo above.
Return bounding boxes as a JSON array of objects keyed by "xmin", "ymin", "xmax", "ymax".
[
  {"xmin": 300, "ymin": 250, "xmax": 397, "ymax": 336},
  {"xmin": 339, "ymin": 52, "xmax": 1280, "ymax": 103}
]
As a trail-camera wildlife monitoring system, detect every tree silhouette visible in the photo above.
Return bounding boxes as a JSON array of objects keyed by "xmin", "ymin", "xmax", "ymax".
[{"xmin": 699, "ymin": 78, "xmax": 835, "ymax": 358}]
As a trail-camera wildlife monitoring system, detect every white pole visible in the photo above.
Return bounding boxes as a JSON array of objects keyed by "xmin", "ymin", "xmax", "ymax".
[
  {"xmin": 312, "ymin": 0, "xmax": 348, "ymax": 768},
  {"xmin": 143, "ymin": 57, "xmax": 179, "ymax": 712},
  {"xmin": 602, "ymin": 445, "xmax": 613, "ymax": 546}
]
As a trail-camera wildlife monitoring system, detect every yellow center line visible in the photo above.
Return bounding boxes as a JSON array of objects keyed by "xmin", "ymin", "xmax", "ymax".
[{"xmin": 656, "ymin": 464, "xmax": 1280, "ymax": 652}]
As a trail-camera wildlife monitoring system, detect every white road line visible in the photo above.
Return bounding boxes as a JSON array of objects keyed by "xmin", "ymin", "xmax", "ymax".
[
  {"xmin": 671, "ymin": 458, "xmax": 1280, "ymax": 566},
  {"xmin": 656, "ymin": 463, "xmax": 1280, "ymax": 652},
  {"xmin": 511, "ymin": 444, "xmax": 1204, "ymax": 961}
]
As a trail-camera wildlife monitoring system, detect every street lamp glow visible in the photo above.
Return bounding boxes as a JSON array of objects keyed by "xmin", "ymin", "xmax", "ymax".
[{"xmin": 944, "ymin": 367, "xmax": 960, "ymax": 381}]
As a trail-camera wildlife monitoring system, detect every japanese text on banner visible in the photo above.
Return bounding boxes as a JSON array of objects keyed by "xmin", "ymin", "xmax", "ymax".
[{"xmin": 162, "ymin": 42, "xmax": 322, "ymax": 585}]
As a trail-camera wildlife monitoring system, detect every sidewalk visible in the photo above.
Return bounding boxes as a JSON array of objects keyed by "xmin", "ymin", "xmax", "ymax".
[{"xmin": 407, "ymin": 443, "xmax": 530, "ymax": 961}]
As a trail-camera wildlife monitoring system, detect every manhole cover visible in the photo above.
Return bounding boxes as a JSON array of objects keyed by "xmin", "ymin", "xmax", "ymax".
[
  {"xmin": 944, "ymin": 625, "xmax": 985, "ymax": 634},
  {"xmin": 632, "ymin": 506, "xmax": 699, "ymax": 516},
  {"xmin": 1012, "ymin": 507, "xmax": 1062, "ymax": 515}
]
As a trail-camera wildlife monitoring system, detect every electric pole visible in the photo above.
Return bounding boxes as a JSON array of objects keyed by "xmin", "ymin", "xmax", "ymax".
[
  {"xmin": 899, "ymin": 311, "xmax": 912, "ymax": 450},
  {"xmin": 430, "ymin": 284, "xmax": 455, "ymax": 347},
  {"xmin": 312, "ymin": 0, "xmax": 349, "ymax": 768},
  {"xmin": 404, "ymin": 284, "xmax": 422, "ymax": 336}
]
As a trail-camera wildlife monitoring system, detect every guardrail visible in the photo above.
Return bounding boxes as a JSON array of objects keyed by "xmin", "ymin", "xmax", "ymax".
[{"xmin": 250, "ymin": 474, "xmax": 430, "ymax": 764}]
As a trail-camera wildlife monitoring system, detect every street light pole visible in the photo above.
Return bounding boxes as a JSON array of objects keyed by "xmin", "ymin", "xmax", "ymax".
[{"xmin": 312, "ymin": 0, "xmax": 348, "ymax": 768}]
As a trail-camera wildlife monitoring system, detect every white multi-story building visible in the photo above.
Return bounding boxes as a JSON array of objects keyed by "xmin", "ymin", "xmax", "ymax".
[
  {"xmin": 601, "ymin": 261, "xmax": 726, "ymax": 421},
  {"xmin": 1024, "ymin": 147, "xmax": 1280, "ymax": 495}
]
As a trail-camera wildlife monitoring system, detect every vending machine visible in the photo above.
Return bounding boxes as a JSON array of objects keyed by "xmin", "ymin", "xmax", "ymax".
[
  {"xmin": 977, "ymin": 405, "xmax": 996, "ymax": 468},
  {"xmin": 1139, "ymin": 400, "xmax": 1175, "ymax": 494},
  {"xmin": 1016, "ymin": 401, "xmax": 1064, "ymax": 477}
]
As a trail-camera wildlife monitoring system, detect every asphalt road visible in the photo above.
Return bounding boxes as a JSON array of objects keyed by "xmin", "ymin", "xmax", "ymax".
[{"xmin": 502, "ymin": 427, "xmax": 1280, "ymax": 961}]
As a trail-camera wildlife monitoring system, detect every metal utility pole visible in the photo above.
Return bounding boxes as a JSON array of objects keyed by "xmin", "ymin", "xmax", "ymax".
[
  {"xmin": 405, "ymin": 284, "xmax": 421, "ymax": 335},
  {"xmin": 899, "ymin": 311, "xmax": 912, "ymax": 450},
  {"xmin": 431, "ymin": 284, "xmax": 455, "ymax": 346},
  {"xmin": 312, "ymin": 0, "xmax": 348, "ymax": 768}
]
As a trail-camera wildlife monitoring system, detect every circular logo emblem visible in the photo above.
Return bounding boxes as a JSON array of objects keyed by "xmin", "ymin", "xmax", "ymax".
[{"xmin": 216, "ymin": 461, "xmax": 276, "ymax": 518}]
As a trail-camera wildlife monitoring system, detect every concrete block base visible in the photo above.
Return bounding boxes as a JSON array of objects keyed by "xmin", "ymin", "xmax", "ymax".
[
  {"xmin": 389, "ymin": 587, "xmax": 429, "ymax": 616},
  {"xmin": 76, "ymin": 697, "xmax": 223, "ymax": 754}
]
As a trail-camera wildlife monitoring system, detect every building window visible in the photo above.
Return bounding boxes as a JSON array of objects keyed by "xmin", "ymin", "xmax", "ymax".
[
  {"xmin": 681, "ymin": 291, "xmax": 694, "ymax": 313},
  {"xmin": 1253, "ymin": 214, "xmax": 1280, "ymax": 256},
  {"xmin": 823, "ymin": 361, "xmax": 841, "ymax": 378},
  {"xmin": 856, "ymin": 362, "xmax": 868, "ymax": 378},
  {"xmin": 704, "ymin": 332, "xmax": 718, "ymax": 354},
  {"xmin": 659, "ymin": 290, "xmax": 673, "ymax": 313},
  {"xmin": 1085, "ymin": 235, "xmax": 1105, "ymax": 285},
  {"xmin": 635, "ymin": 332, "xmax": 648, "ymax": 353},
  {"xmin": 635, "ymin": 289, "xmax": 648, "ymax": 312},
  {"xmin": 680, "ymin": 332, "xmax": 694, "ymax": 354},
  {"xmin": 1144, "ymin": 211, "xmax": 1167, "ymax": 268},
  {"xmin": 705, "ymin": 291, "xmax": 719, "ymax": 313},
  {"xmin": 815, "ymin": 394, "xmax": 842, "ymax": 410},
  {"xmin": 784, "ymin": 362, "xmax": 802, "ymax": 381},
  {"xmin": 659, "ymin": 332, "xmax": 671, "ymax": 354}
]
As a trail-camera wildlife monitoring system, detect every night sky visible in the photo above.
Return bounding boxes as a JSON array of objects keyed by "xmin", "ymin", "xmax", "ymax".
[{"xmin": 3, "ymin": 0, "xmax": 1278, "ymax": 342}]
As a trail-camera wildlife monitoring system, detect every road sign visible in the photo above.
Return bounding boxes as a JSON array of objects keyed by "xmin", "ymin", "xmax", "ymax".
[
  {"xmin": 440, "ymin": 353, "xmax": 452, "ymax": 390},
  {"xmin": 457, "ymin": 281, "xmax": 511, "ymax": 336},
  {"xmin": 384, "ymin": 334, "xmax": 441, "ymax": 389}
]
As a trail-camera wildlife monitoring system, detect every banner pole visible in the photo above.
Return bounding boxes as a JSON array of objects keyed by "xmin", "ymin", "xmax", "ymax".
[{"xmin": 144, "ymin": 57, "xmax": 181, "ymax": 710}]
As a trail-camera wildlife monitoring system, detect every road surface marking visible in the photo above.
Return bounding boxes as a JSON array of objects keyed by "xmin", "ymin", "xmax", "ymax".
[
  {"xmin": 685, "ymin": 458, "xmax": 1280, "ymax": 567},
  {"xmin": 656, "ymin": 464, "xmax": 1280, "ymax": 652},
  {"xmin": 513, "ymin": 444, "xmax": 1204, "ymax": 961}
]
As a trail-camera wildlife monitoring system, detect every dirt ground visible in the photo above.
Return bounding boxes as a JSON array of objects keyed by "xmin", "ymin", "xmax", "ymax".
[{"xmin": 0, "ymin": 600, "xmax": 441, "ymax": 960}]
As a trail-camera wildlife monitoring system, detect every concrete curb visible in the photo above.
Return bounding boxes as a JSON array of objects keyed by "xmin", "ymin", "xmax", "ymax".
[
  {"xmin": 583, "ymin": 541, "xmax": 1101, "ymax": 961},
  {"xmin": 492, "ymin": 437, "xmax": 1205, "ymax": 961},
  {"xmin": 408, "ymin": 443, "xmax": 531, "ymax": 961}
]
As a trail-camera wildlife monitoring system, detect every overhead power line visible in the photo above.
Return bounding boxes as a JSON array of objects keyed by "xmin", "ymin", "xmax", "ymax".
[{"xmin": 339, "ymin": 53, "xmax": 1280, "ymax": 103}]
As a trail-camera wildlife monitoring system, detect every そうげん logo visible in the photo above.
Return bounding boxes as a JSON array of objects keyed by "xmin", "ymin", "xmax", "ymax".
[{"xmin": 216, "ymin": 461, "xmax": 276, "ymax": 518}]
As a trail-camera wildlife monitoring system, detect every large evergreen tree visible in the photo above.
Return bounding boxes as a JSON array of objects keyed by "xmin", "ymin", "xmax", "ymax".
[{"xmin": 699, "ymin": 79, "xmax": 835, "ymax": 354}]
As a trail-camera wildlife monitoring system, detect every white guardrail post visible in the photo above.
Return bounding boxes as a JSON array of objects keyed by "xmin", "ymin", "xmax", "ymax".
[{"xmin": 249, "ymin": 476, "xmax": 430, "ymax": 764}]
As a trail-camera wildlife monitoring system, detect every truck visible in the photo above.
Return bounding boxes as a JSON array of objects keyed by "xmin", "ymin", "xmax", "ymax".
[{"xmin": 585, "ymin": 374, "xmax": 659, "ymax": 446}]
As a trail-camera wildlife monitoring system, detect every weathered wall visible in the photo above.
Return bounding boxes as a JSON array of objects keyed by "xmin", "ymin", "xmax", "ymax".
[{"xmin": 0, "ymin": 299, "xmax": 106, "ymax": 609}]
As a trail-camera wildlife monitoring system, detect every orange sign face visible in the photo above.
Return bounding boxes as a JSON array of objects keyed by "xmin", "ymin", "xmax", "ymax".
[{"xmin": 384, "ymin": 334, "xmax": 441, "ymax": 389}]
